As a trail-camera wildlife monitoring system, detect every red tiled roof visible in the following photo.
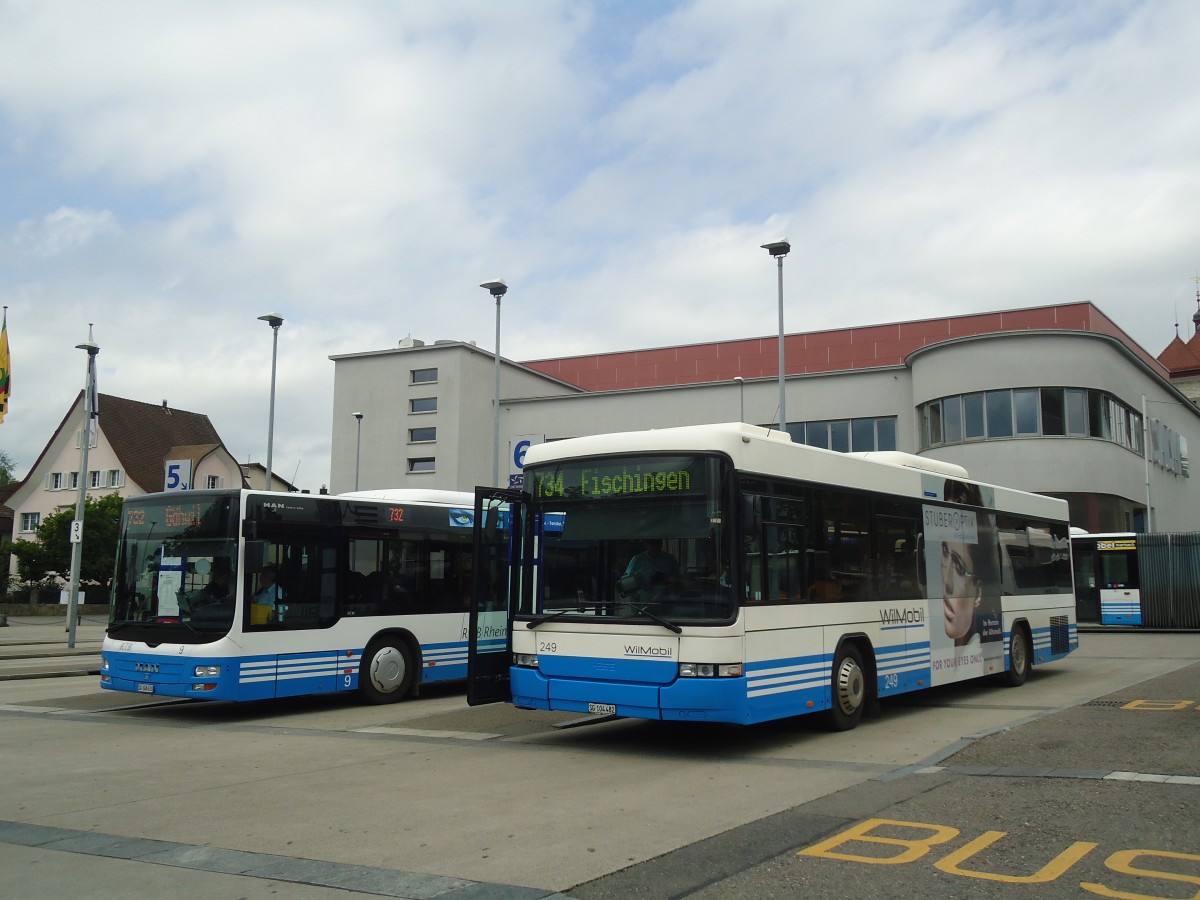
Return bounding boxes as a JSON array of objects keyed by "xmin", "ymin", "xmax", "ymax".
[
  {"xmin": 522, "ymin": 302, "xmax": 1165, "ymax": 391},
  {"xmin": 1158, "ymin": 335, "xmax": 1200, "ymax": 376}
]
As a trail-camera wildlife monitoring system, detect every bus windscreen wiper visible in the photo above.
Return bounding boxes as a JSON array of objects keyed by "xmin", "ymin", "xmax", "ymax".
[
  {"xmin": 525, "ymin": 608, "xmax": 576, "ymax": 629},
  {"xmin": 634, "ymin": 606, "xmax": 683, "ymax": 634}
]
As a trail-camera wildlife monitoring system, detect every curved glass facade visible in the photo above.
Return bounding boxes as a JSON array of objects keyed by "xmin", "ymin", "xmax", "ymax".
[{"xmin": 918, "ymin": 388, "xmax": 1144, "ymax": 456}]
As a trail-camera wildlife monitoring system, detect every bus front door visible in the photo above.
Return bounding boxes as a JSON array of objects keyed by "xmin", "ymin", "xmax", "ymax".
[{"xmin": 467, "ymin": 487, "xmax": 526, "ymax": 706}]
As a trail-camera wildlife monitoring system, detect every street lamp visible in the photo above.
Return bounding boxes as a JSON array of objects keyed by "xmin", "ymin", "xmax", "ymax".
[
  {"xmin": 734, "ymin": 376, "xmax": 745, "ymax": 423},
  {"xmin": 480, "ymin": 280, "xmax": 508, "ymax": 487},
  {"xmin": 761, "ymin": 239, "xmax": 791, "ymax": 434},
  {"xmin": 258, "ymin": 313, "xmax": 284, "ymax": 490},
  {"xmin": 353, "ymin": 412, "xmax": 364, "ymax": 491},
  {"xmin": 66, "ymin": 327, "xmax": 99, "ymax": 649}
]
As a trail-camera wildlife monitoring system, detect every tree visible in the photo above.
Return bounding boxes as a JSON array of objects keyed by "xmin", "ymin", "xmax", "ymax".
[
  {"xmin": 10, "ymin": 492, "xmax": 123, "ymax": 594},
  {"xmin": 0, "ymin": 449, "xmax": 15, "ymax": 485}
]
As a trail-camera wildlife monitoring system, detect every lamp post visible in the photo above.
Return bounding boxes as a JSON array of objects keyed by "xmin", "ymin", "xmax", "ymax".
[
  {"xmin": 734, "ymin": 376, "xmax": 745, "ymax": 423},
  {"xmin": 258, "ymin": 313, "xmax": 284, "ymax": 489},
  {"xmin": 761, "ymin": 239, "xmax": 791, "ymax": 434},
  {"xmin": 66, "ymin": 327, "xmax": 99, "ymax": 648},
  {"xmin": 480, "ymin": 280, "xmax": 508, "ymax": 487},
  {"xmin": 353, "ymin": 412, "xmax": 364, "ymax": 491}
]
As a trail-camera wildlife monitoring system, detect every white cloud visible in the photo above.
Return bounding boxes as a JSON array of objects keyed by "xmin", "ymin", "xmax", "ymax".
[{"xmin": 0, "ymin": 0, "xmax": 1197, "ymax": 488}]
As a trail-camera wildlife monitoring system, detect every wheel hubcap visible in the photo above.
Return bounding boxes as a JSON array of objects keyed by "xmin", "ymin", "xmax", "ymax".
[
  {"xmin": 836, "ymin": 658, "xmax": 864, "ymax": 715},
  {"xmin": 370, "ymin": 646, "xmax": 406, "ymax": 693}
]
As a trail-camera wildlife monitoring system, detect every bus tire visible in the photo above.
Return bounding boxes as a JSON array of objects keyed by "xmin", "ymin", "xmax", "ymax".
[
  {"xmin": 1000, "ymin": 624, "xmax": 1031, "ymax": 687},
  {"xmin": 826, "ymin": 643, "xmax": 867, "ymax": 731},
  {"xmin": 360, "ymin": 638, "xmax": 415, "ymax": 704}
]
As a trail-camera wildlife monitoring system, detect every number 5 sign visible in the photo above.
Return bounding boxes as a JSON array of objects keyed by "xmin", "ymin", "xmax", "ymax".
[{"xmin": 165, "ymin": 459, "xmax": 193, "ymax": 492}]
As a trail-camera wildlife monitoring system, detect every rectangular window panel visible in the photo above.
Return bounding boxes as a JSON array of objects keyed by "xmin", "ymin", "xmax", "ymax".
[
  {"xmin": 964, "ymin": 393, "xmax": 986, "ymax": 440},
  {"xmin": 829, "ymin": 420, "xmax": 850, "ymax": 453},
  {"xmin": 1066, "ymin": 389, "xmax": 1087, "ymax": 435},
  {"xmin": 876, "ymin": 417, "xmax": 897, "ymax": 451},
  {"xmin": 785, "ymin": 422, "xmax": 805, "ymax": 444},
  {"xmin": 410, "ymin": 397, "xmax": 437, "ymax": 413},
  {"xmin": 1088, "ymin": 391, "xmax": 1111, "ymax": 439},
  {"xmin": 21, "ymin": 513, "xmax": 40, "ymax": 532},
  {"xmin": 408, "ymin": 457, "xmax": 436, "ymax": 473},
  {"xmin": 851, "ymin": 418, "xmax": 876, "ymax": 452},
  {"xmin": 805, "ymin": 421, "xmax": 829, "ymax": 449},
  {"xmin": 108, "ymin": 469, "xmax": 122, "ymax": 487},
  {"xmin": 410, "ymin": 368, "xmax": 438, "ymax": 384},
  {"xmin": 1014, "ymin": 389, "xmax": 1039, "ymax": 435},
  {"xmin": 409, "ymin": 427, "xmax": 436, "ymax": 443},
  {"xmin": 90, "ymin": 470, "xmax": 102, "ymax": 488},
  {"xmin": 985, "ymin": 390, "xmax": 1013, "ymax": 438},
  {"xmin": 942, "ymin": 396, "xmax": 963, "ymax": 444},
  {"xmin": 1041, "ymin": 388, "xmax": 1065, "ymax": 435},
  {"xmin": 928, "ymin": 401, "xmax": 943, "ymax": 446}
]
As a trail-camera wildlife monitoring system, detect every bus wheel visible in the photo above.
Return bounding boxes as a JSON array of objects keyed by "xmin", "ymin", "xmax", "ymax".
[
  {"xmin": 827, "ymin": 644, "xmax": 866, "ymax": 731},
  {"xmin": 1001, "ymin": 625, "xmax": 1031, "ymax": 687},
  {"xmin": 360, "ymin": 639, "xmax": 414, "ymax": 704}
]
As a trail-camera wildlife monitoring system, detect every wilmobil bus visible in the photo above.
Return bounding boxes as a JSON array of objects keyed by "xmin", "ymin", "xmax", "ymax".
[{"xmin": 467, "ymin": 422, "xmax": 1077, "ymax": 729}]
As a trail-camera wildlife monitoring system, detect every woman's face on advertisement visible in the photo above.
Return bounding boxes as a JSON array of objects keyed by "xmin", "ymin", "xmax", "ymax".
[{"xmin": 941, "ymin": 540, "xmax": 980, "ymax": 640}]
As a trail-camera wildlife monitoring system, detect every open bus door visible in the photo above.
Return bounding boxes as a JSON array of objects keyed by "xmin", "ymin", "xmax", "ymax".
[{"xmin": 467, "ymin": 487, "xmax": 526, "ymax": 706}]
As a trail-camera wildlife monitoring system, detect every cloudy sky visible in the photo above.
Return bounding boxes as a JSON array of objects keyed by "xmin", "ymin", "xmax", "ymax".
[{"xmin": 2, "ymin": 0, "xmax": 1198, "ymax": 490}]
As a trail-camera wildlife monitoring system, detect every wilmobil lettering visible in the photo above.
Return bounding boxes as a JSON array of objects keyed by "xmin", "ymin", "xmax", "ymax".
[{"xmin": 624, "ymin": 645, "xmax": 673, "ymax": 658}]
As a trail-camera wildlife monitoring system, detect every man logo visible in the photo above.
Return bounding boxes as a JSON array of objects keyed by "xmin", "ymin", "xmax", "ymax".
[{"xmin": 134, "ymin": 663, "xmax": 159, "ymax": 673}]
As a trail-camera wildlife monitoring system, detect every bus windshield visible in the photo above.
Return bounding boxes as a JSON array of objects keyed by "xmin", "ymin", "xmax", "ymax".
[
  {"xmin": 108, "ymin": 492, "xmax": 240, "ymax": 642},
  {"xmin": 524, "ymin": 453, "xmax": 735, "ymax": 624}
]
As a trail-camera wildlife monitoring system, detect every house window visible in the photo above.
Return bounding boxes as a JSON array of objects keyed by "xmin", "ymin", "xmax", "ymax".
[
  {"xmin": 75, "ymin": 428, "xmax": 98, "ymax": 449},
  {"xmin": 205, "ymin": 475, "xmax": 223, "ymax": 489},
  {"xmin": 409, "ymin": 427, "xmax": 436, "ymax": 443},
  {"xmin": 411, "ymin": 368, "xmax": 438, "ymax": 384},
  {"xmin": 69, "ymin": 472, "xmax": 80, "ymax": 489},
  {"xmin": 20, "ymin": 512, "xmax": 40, "ymax": 533},
  {"xmin": 49, "ymin": 472, "xmax": 64, "ymax": 490},
  {"xmin": 408, "ymin": 457, "xmax": 436, "ymax": 473},
  {"xmin": 410, "ymin": 397, "xmax": 437, "ymax": 413},
  {"xmin": 107, "ymin": 469, "xmax": 123, "ymax": 488},
  {"xmin": 90, "ymin": 470, "xmax": 103, "ymax": 488}
]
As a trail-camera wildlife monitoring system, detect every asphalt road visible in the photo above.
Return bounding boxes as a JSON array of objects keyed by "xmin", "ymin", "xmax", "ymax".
[{"xmin": 0, "ymin": 628, "xmax": 1196, "ymax": 899}]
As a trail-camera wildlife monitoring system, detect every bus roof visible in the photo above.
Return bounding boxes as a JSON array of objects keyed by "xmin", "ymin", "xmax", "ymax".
[
  {"xmin": 523, "ymin": 422, "xmax": 1067, "ymax": 521},
  {"xmin": 336, "ymin": 488, "xmax": 476, "ymax": 506}
]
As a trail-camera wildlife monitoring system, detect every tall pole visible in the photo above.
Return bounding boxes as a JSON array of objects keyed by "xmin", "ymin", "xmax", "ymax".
[
  {"xmin": 480, "ymin": 281, "xmax": 508, "ymax": 487},
  {"xmin": 258, "ymin": 313, "xmax": 284, "ymax": 489},
  {"xmin": 761, "ymin": 240, "xmax": 791, "ymax": 433},
  {"xmin": 734, "ymin": 376, "xmax": 745, "ymax": 423},
  {"xmin": 67, "ymin": 327, "xmax": 99, "ymax": 648},
  {"xmin": 354, "ymin": 412, "xmax": 364, "ymax": 491},
  {"xmin": 1142, "ymin": 394, "xmax": 1152, "ymax": 533}
]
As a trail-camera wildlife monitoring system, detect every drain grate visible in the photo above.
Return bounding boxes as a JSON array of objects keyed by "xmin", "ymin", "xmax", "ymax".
[{"xmin": 1085, "ymin": 699, "xmax": 1127, "ymax": 707}]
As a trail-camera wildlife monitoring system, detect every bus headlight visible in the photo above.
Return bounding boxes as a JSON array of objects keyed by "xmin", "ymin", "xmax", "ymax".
[
  {"xmin": 513, "ymin": 653, "xmax": 538, "ymax": 668},
  {"xmin": 193, "ymin": 665, "xmax": 221, "ymax": 678},
  {"xmin": 679, "ymin": 663, "xmax": 743, "ymax": 678}
]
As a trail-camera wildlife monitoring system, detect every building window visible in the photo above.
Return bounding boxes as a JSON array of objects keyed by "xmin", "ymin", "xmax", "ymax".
[
  {"xmin": 69, "ymin": 472, "xmax": 80, "ymax": 489},
  {"xmin": 409, "ymin": 427, "xmax": 436, "ymax": 443},
  {"xmin": 411, "ymin": 368, "xmax": 438, "ymax": 385},
  {"xmin": 918, "ymin": 387, "xmax": 1163, "ymax": 467},
  {"xmin": 786, "ymin": 416, "xmax": 898, "ymax": 452},
  {"xmin": 107, "ymin": 469, "xmax": 123, "ymax": 488},
  {"xmin": 48, "ymin": 472, "xmax": 64, "ymax": 490},
  {"xmin": 410, "ymin": 397, "xmax": 437, "ymax": 413},
  {"xmin": 408, "ymin": 457, "xmax": 436, "ymax": 473},
  {"xmin": 20, "ymin": 512, "xmax": 40, "ymax": 533},
  {"xmin": 206, "ymin": 475, "xmax": 223, "ymax": 489},
  {"xmin": 90, "ymin": 470, "xmax": 103, "ymax": 488}
]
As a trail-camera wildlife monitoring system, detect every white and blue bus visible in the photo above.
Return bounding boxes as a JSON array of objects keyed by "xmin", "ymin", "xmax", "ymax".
[
  {"xmin": 1070, "ymin": 532, "xmax": 1141, "ymax": 625},
  {"xmin": 467, "ymin": 423, "xmax": 1077, "ymax": 729},
  {"xmin": 102, "ymin": 488, "xmax": 482, "ymax": 702}
]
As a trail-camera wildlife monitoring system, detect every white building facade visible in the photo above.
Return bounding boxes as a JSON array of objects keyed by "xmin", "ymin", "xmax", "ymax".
[{"xmin": 329, "ymin": 305, "xmax": 1199, "ymax": 534}]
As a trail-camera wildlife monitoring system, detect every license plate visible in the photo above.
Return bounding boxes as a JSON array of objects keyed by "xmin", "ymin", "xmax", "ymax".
[
  {"xmin": 587, "ymin": 702, "xmax": 616, "ymax": 716},
  {"xmin": 137, "ymin": 684, "xmax": 155, "ymax": 694}
]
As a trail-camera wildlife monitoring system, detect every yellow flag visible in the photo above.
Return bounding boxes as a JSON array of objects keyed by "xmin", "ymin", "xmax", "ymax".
[{"xmin": 0, "ymin": 309, "xmax": 10, "ymax": 424}]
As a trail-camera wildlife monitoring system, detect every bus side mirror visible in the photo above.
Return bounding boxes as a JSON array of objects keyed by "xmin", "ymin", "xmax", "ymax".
[
  {"xmin": 244, "ymin": 540, "xmax": 266, "ymax": 575},
  {"xmin": 483, "ymin": 501, "xmax": 500, "ymax": 542}
]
